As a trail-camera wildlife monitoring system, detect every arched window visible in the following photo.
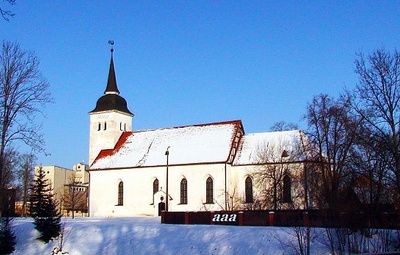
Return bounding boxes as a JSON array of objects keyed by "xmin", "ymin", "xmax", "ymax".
[
  {"xmin": 153, "ymin": 179, "xmax": 159, "ymax": 194},
  {"xmin": 245, "ymin": 176, "xmax": 253, "ymax": 203},
  {"xmin": 180, "ymin": 178, "xmax": 188, "ymax": 204},
  {"xmin": 118, "ymin": 181, "xmax": 123, "ymax": 205},
  {"xmin": 283, "ymin": 175, "xmax": 291, "ymax": 203},
  {"xmin": 206, "ymin": 177, "xmax": 213, "ymax": 204}
]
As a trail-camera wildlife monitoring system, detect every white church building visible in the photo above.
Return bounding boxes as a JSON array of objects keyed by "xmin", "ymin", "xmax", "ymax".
[{"xmin": 88, "ymin": 48, "xmax": 316, "ymax": 217}]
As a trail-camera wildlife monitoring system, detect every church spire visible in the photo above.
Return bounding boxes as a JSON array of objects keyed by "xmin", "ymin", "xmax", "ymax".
[
  {"xmin": 90, "ymin": 41, "xmax": 132, "ymax": 115},
  {"xmin": 104, "ymin": 40, "xmax": 120, "ymax": 95}
]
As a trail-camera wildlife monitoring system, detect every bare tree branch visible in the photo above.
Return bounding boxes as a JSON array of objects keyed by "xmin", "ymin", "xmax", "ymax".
[
  {"xmin": 0, "ymin": 0, "xmax": 16, "ymax": 21},
  {"xmin": 0, "ymin": 40, "xmax": 52, "ymax": 216},
  {"xmin": 353, "ymin": 48, "xmax": 400, "ymax": 206},
  {"xmin": 304, "ymin": 94, "xmax": 362, "ymax": 210}
]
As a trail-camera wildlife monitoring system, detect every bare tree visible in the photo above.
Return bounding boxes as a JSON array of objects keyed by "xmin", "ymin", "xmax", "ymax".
[
  {"xmin": 63, "ymin": 172, "xmax": 88, "ymax": 218},
  {"xmin": 0, "ymin": 41, "xmax": 51, "ymax": 216},
  {"xmin": 17, "ymin": 153, "xmax": 36, "ymax": 217},
  {"xmin": 253, "ymin": 144, "xmax": 283, "ymax": 210},
  {"xmin": 350, "ymin": 130, "xmax": 392, "ymax": 206},
  {"xmin": 270, "ymin": 121, "xmax": 299, "ymax": 131},
  {"xmin": 0, "ymin": 149, "xmax": 18, "ymax": 189},
  {"xmin": 353, "ymin": 48, "xmax": 400, "ymax": 206},
  {"xmin": 305, "ymin": 94, "xmax": 362, "ymax": 210},
  {"xmin": 225, "ymin": 177, "xmax": 242, "ymax": 211},
  {"xmin": 253, "ymin": 140, "xmax": 297, "ymax": 210},
  {"xmin": 252, "ymin": 130, "xmax": 311, "ymax": 211},
  {"xmin": 277, "ymin": 226, "xmax": 313, "ymax": 255},
  {"xmin": 0, "ymin": 0, "xmax": 15, "ymax": 21}
]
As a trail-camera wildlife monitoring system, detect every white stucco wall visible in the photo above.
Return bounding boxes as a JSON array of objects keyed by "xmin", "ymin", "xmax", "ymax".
[
  {"xmin": 89, "ymin": 110, "xmax": 133, "ymax": 165},
  {"xmin": 89, "ymin": 162, "xmax": 310, "ymax": 217},
  {"xmin": 89, "ymin": 163, "xmax": 230, "ymax": 217},
  {"xmin": 230, "ymin": 163, "xmax": 309, "ymax": 210}
]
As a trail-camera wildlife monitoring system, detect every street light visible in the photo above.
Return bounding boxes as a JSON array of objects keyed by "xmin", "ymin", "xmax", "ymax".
[{"xmin": 165, "ymin": 146, "xmax": 170, "ymax": 212}]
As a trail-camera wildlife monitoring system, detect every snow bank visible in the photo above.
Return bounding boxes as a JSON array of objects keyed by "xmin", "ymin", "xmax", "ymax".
[{"xmin": 11, "ymin": 217, "xmax": 330, "ymax": 255}]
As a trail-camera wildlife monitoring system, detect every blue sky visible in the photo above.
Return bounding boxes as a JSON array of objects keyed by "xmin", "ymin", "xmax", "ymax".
[{"xmin": 1, "ymin": 1, "xmax": 400, "ymax": 168}]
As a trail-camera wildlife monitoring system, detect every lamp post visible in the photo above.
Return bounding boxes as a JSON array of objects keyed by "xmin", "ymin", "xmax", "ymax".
[{"xmin": 165, "ymin": 146, "xmax": 170, "ymax": 212}]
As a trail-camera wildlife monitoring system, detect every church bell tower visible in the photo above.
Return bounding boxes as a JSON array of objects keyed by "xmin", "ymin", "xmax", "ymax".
[{"xmin": 88, "ymin": 42, "xmax": 134, "ymax": 165}]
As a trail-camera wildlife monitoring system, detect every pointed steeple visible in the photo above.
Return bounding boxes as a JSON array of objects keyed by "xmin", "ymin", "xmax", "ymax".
[
  {"xmin": 90, "ymin": 41, "xmax": 133, "ymax": 115},
  {"xmin": 104, "ymin": 46, "xmax": 120, "ymax": 95}
]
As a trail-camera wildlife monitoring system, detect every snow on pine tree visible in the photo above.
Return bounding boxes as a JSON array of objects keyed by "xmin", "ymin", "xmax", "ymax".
[{"xmin": 30, "ymin": 166, "xmax": 61, "ymax": 243}]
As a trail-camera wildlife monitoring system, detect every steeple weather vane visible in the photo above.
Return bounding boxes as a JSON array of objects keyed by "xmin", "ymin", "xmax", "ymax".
[{"xmin": 108, "ymin": 40, "xmax": 115, "ymax": 53}]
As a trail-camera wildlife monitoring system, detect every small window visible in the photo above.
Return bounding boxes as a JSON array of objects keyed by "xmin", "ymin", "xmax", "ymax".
[
  {"xmin": 98, "ymin": 122, "xmax": 101, "ymax": 131},
  {"xmin": 118, "ymin": 181, "xmax": 123, "ymax": 205},
  {"xmin": 206, "ymin": 177, "xmax": 213, "ymax": 204},
  {"xmin": 180, "ymin": 178, "xmax": 188, "ymax": 204},
  {"xmin": 245, "ymin": 176, "xmax": 253, "ymax": 203},
  {"xmin": 124, "ymin": 123, "xmax": 127, "ymax": 131},
  {"xmin": 104, "ymin": 122, "xmax": 107, "ymax": 130},
  {"xmin": 282, "ymin": 175, "xmax": 292, "ymax": 203},
  {"xmin": 120, "ymin": 122, "xmax": 122, "ymax": 131},
  {"xmin": 153, "ymin": 179, "xmax": 159, "ymax": 194}
]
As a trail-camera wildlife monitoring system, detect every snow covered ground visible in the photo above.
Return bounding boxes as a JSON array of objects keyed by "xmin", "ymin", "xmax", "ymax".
[{"xmin": 11, "ymin": 217, "xmax": 333, "ymax": 255}]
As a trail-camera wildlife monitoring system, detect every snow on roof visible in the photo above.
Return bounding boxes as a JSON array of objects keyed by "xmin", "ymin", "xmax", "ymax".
[
  {"xmin": 233, "ymin": 130, "xmax": 307, "ymax": 165},
  {"xmin": 91, "ymin": 120, "xmax": 242, "ymax": 169}
]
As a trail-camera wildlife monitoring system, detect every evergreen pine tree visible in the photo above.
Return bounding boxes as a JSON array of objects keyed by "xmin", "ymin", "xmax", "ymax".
[
  {"xmin": 30, "ymin": 167, "xmax": 61, "ymax": 243},
  {"xmin": 0, "ymin": 217, "xmax": 16, "ymax": 255}
]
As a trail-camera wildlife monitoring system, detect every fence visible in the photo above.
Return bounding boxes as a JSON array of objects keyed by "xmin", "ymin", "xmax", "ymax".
[{"xmin": 161, "ymin": 210, "xmax": 400, "ymax": 229}]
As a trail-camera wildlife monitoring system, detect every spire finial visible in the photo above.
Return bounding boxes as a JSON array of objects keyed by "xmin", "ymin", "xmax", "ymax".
[
  {"xmin": 108, "ymin": 40, "xmax": 115, "ymax": 53},
  {"xmin": 104, "ymin": 40, "xmax": 119, "ymax": 95}
]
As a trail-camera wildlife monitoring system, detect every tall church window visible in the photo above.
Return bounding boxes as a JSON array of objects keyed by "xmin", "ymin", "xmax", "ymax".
[
  {"xmin": 206, "ymin": 177, "xmax": 213, "ymax": 204},
  {"xmin": 180, "ymin": 178, "xmax": 187, "ymax": 204},
  {"xmin": 153, "ymin": 179, "xmax": 159, "ymax": 194},
  {"xmin": 118, "ymin": 181, "xmax": 123, "ymax": 205},
  {"xmin": 245, "ymin": 176, "xmax": 253, "ymax": 203},
  {"xmin": 282, "ymin": 175, "xmax": 292, "ymax": 203}
]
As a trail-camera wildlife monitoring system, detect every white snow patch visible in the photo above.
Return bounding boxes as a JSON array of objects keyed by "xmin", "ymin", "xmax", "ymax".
[
  {"xmin": 234, "ymin": 130, "xmax": 307, "ymax": 165},
  {"xmin": 11, "ymin": 217, "xmax": 333, "ymax": 255}
]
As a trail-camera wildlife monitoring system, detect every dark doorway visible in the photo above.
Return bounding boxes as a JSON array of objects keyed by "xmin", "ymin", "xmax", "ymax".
[{"xmin": 158, "ymin": 202, "xmax": 165, "ymax": 216}]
